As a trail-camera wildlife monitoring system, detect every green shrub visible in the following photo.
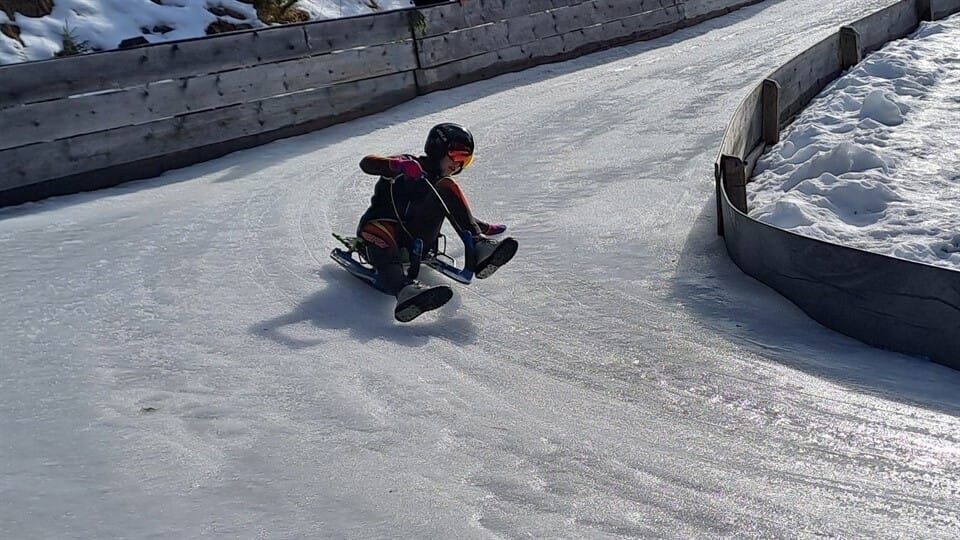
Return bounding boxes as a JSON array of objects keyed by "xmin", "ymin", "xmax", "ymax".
[{"xmin": 55, "ymin": 21, "xmax": 90, "ymax": 57}]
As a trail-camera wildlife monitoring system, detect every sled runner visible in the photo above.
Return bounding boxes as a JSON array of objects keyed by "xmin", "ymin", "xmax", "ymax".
[{"xmin": 330, "ymin": 232, "xmax": 476, "ymax": 289}]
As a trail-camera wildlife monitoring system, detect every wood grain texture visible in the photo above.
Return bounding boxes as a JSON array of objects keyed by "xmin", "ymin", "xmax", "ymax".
[
  {"xmin": 0, "ymin": 10, "xmax": 412, "ymax": 109},
  {"xmin": 417, "ymin": 4, "xmax": 683, "ymax": 90},
  {"xmin": 0, "ymin": 41, "xmax": 417, "ymax": 150},
  {"xmin": 0, "ymin": 72, "xmax": 416, "ymax": 191},
  {"xmin": 418, "ymin": 1, "xmax": 683, "ymax": 68}
]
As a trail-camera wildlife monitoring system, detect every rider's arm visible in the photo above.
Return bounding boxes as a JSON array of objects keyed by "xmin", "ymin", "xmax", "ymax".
[
  {"xmin": 436, "ymin": 178, "xmax": 482, "ymax": 236},
  {"xmin": 359, "ymin": 155, "xmax": 399, "ymax": 177}
]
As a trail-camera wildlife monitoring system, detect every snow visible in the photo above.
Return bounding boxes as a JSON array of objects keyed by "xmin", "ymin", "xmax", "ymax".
[
  {"xmin": 0, "ymin": 0, "xmax": 414, "ymax": 65},
  {"xmin": 749, "ymin": 14, "xmax": 960, "ymax": 269},
  {"xmin": 2, "ymin": 0, "xmax": 960, "ymax": 538}
]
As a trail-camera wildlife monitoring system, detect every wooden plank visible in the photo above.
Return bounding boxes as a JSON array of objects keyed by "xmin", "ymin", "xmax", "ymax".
[
  {"xmin": 0, "ymin": 72, "xmax": 417, "ymax": 191},
  {"xmin": 683, "ymin": 0, "xmax": 756, "ymax": 21},
  {"xmin": 0, "ymin": 27, "xmax": 297, "ymax": 109},
  {"xmin": 415, "ymin": 2, "xmax": 470, "ymax": 39},
  {"xmin": 596, "ymin": 4, "xmax": 684, "ymax": 42},
  {"xmin": 417, "ymin": 0, "xmax": 679, "ymax": 68},
  {"xmin": 557, "ymin": 3, "xmax": 682, "ymax": 46},
  {"xmin": 420, "ymin": 0, "xmax": 675, "ymax": 39},
  {"xmin": 0, "ymin": 10, "xmax": 412, "ymax": 109},
  {"xmin": 416, "ymin": 0, "xmax": 587, "ymax": 37},
  {"xmin": 592, "ymin": 0, "xmax": 659, "ymax": 24},
  {"xmin": 416, "ymin": 4, "xmax": 684, "ymax": 91},
  {"xmin": 505, "ymin": 10, "xmax": 563, "ymax": 41},
  {"xmin": 417, "ymin": 20, "xmax": 510, "ymax": 67},
  {"xmin": 849, "ymin": 0, "xmax": 919, "ymax": 54},
  {"xmin": 551, "ymin": 1, "xmax": 607, "ymax": 34},
  {"xmin": 303, "ymin": 10, "xmax": 412, "ymax": 52},
  {"xmin": 0, "ymin": 40, "xmax": 417, "ymax": 150}
]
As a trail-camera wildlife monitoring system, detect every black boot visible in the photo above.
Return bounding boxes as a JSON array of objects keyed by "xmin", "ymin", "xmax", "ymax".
[
  {"xmin": 472, "ymin": 236, "xmax": 518, "ymax": 279},
  {"xmin": 394, "ymin": 281, "xmax": 453, "ymax": 322}
]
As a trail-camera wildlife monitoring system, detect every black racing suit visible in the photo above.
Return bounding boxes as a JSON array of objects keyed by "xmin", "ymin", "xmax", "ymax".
[{"xmin": 356, "ymin": 154, "xmax": 490, "ymax": 295}]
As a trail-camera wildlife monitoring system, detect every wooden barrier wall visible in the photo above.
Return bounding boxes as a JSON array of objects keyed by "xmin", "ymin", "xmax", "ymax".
[
  {"xmin": 0, "ymin": 0, "xmax": 760, "ymax": 206},
  {"xmin": 715, "ymin": 0, "xmax": 960, "ymax": 369},
  {"xmin": 0, "ymin": 10, "xmax": 419, "ymax": 196},
  {"xmin": 414, "ymin": 0, "xmax": 760, "ymax": 92}
]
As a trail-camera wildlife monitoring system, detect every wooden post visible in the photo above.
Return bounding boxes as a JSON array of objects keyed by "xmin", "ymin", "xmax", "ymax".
[
  {"xmin": 721, "ymin": 155, "xmax": 748, "ymax": 214},
  {"xmin": 839, "ymin": 26, "xmax": 861, "ymax": 70},
  {"xmin": 762, "ymin": 79, "xmax": 780, "ymax": 146},
  {"xmin": 715, "ymin": 161, "xmax": 725, "ymax": 236}
]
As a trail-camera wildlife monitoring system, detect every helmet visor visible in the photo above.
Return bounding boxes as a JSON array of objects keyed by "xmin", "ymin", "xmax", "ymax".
[{"xmin": 448, "ymin": 150, "xmax": 474, "ymax": 170}]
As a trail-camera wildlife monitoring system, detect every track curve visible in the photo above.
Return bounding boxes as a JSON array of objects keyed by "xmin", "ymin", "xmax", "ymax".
[{"xmin": 1, "ymin": 0, "xmax": 958, "ymax": 537}]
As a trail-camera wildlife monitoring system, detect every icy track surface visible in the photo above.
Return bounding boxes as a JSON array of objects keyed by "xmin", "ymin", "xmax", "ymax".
[
  {"xmin": 750, "ymin": 14, "xmax": 960, "ymax": 270},
  {"xmin": 2, "ymin": 1, "xmax": 959, "ymax": 537}
]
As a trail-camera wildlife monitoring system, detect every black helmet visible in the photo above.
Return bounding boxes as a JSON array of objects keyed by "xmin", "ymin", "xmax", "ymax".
[{"xmin": 424, "ymin": 123, "xmax": 474, "ymax": 161}]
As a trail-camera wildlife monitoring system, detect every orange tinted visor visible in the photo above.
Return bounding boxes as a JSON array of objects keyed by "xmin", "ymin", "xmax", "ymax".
[{"xmin": 448, "ymin": 150, "xmax": 474, "ymax": 170}]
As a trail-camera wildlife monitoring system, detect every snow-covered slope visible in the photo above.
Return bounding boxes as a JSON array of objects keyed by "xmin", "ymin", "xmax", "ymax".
[
  {"xmin": 0, "ymin": 0, "xmax": 413, "ymax": 65},
  {"xmin": 2, "ymin": 0, "xmax": 959, "ymax": 538},
  {"xmin": 749, "ymin": 14, "xmax": 960, "ymax": 269}
]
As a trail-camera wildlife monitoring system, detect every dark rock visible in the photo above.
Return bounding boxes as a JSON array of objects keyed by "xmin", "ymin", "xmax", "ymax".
[
  {"xmin": 118, "ymin": 36, "xmax": 150, "ymax": 49},
  {"xmin": 141, "ymin": 24, "xmax": 174, "ymax": 35},
  {"xmin": 0, "ymin": 22, "xmax": 23, "ymax": 46},
  {"xmin": 0, "ymin": 0, "xmax": 55, "ymax": 19},
  {"xmin": 208, "ymin": 5, "xmax": 248, "ymax": 20},
  {"xmin": 205, "ymin": 20, "xmax": 253, "ymax": 35}
]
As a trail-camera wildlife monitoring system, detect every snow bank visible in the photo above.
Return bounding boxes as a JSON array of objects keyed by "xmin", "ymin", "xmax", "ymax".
[
  {"xmin": 0, "ymin": 0, "xmax": 413, "ymax": 64},
  {"xmin": 749, "ymin": 13, "xmax": 960, "ymax": 270}
]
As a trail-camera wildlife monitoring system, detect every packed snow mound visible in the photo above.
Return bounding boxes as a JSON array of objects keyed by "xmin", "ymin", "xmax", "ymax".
[
  {"xmin": 0, "ymin": 0, "xmax": 414, "ymax": 65},
  {"xmin": 860, "ymin": 90, "xmax": 905, "ymax": 126},
  {"xmin": 749, "ymin": 14, "xmax": 960, "ymax": 270}
]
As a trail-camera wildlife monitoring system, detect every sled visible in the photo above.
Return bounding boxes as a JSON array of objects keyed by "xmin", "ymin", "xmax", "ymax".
[{"xmin": 330, "ymin": 232, "xmax": 475, "ymax": 290}]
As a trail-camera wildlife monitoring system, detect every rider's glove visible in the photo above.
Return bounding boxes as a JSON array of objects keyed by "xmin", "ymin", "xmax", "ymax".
[{"xmin": 388, "ymin": 157, "xmax": 424, "ymax": 180}]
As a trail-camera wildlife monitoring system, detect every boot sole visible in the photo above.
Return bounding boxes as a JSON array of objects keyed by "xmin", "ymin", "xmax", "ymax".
[
  {"xmin": 475, "ymin": 237, "xmax": 518, "ymax": 279},
  {"xmin": 395, "ymin": 286, "xmax": 454, "ymax": 323}
]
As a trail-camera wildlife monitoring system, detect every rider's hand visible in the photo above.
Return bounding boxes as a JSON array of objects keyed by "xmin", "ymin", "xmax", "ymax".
[{"xmin": 388, "ymin": 157, "xmax": 424, "ymax": 180}]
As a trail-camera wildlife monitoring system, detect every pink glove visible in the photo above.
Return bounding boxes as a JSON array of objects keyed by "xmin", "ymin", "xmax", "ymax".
[
  {"xmin": 388, "ymin": 157, "xmax": 424, "ymax": 179},
  {"xmin": 480, "ymin": 222, "xmax": 507, "ymax": 235}
]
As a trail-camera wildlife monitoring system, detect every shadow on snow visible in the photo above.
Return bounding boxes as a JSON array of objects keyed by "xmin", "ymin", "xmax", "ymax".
[
  {"xmin": 671, "ymin": 196, "xmax": 960, "ymax": 418},
  {"xmin": 250, "ymin": 265, "xmax": 479, "ymax": 349}
]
